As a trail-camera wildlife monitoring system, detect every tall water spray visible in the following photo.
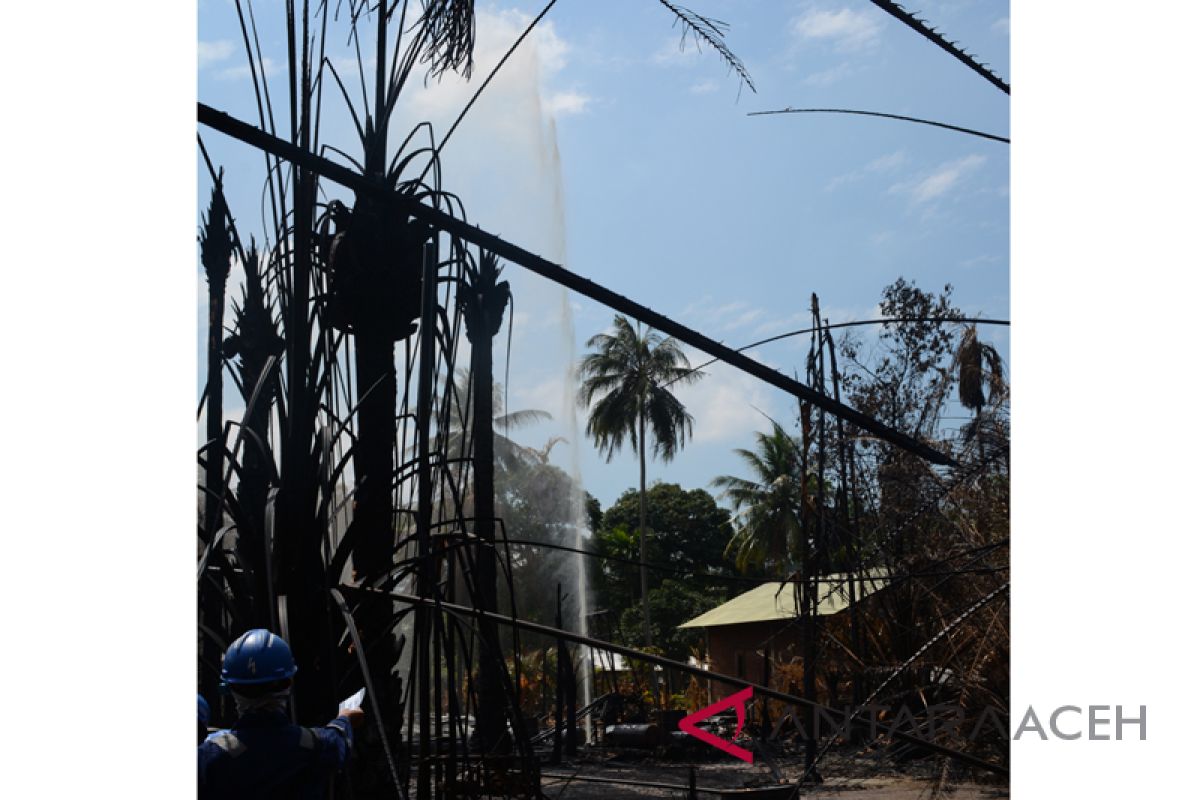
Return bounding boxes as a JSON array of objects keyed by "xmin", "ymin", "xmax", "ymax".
[
  {"xmin": 399, "ymin": 13, "xmax": 594, "ymax": 738},
  {"xmin": 544, "ymin": 117, "xmax": 594, "ymax": 738}
]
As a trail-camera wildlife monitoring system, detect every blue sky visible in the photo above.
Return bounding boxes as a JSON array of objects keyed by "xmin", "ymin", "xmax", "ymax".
[{"xmin": 197, "ymin": 0, "xmax": 1010, "ymax": 508}]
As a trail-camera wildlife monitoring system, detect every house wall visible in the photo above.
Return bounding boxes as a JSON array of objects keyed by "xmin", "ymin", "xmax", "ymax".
[
  {"xmin": 705, "ymin": 621, "xmax": 804, "ymax": 684},
  {"xmin": 699, "ymin": 616, "xmax": 862, "ymax": 710}
]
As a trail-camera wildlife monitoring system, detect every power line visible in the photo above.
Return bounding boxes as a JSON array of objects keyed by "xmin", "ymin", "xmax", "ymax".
[{"xmin": 749, "ymin": 107, "xmax": 1008, "ymax": 144}]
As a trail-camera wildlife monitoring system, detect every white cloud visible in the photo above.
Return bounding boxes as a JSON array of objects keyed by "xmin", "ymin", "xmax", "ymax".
[
  {"xmin": 509, "ymin": 304, "xmax": 561, "ymax": 338},
  {"xmin": 689, "ymin": 79, "xmax": 719, "ymax": 95},
  {"xmin": 892, "ymin": 154, "xmax": 987, "ymax": 204},
  {"xmin": 218, "ymin": 57, "xmax": 282, "ymax": 82},
  {"xmin": 744, "ymin": 303, "xmax": 875, "ymax": 344},
  {"xmin": 652, "ymin": 36, "xmax": 701, "ymax": 67},
  {"xmin": 725, "ymin": 307, "xmax": 766, "ymax": 330},
  {"xmin": 911, "ymin": 154, "xmax": 987, "ymax": 202},
  {"xmin": 826, "ymin": 149, "xmax": 908, "ymax": 191},
  {"xmin": 546, "ymin": 90, "xmax": 591, "ymax": 116},
  {"xmin": 198, "ymin": 39, "xmax": 234, "ymax": 69},
  {"xmin": 751, "ymin": 311, "xmax": 807, "ymax": 338},
  {"xmin": 868, "ymin": 150, "xmax": 908, "ymax": 172},
  {"xmin": 790, "ymin": 7, "xmax": 883, "ymax": 52},
  {"xmin": 992, "ymin": 17, "xmax": 1010, "ymax": 35},
  {"xmin": 803, "ymin": 62, "xmax": 855, "ymax": 87},
  {"xmin": 510, "ymin": 374, "xmax": 566, "ymax": 418},
  {"xmin": 679, "ymin": 297, "xmax": 771, "ymax": 334},
  {"xmin": 329, "ymin": 55, "xmax": 376, "ymax": 77},
  {"xmin": 677, "ymin": 361, "xmax": 783, "ymax": 445}
]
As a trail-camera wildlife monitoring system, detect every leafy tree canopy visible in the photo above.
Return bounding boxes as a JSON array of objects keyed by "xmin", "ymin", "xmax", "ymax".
[
  {"xmin": 593, "ymin": 483, "xmax": 735, "ymax": 617},
  {"xmin": 494, "ymin": 456, "xmax": 598, "ymax": 630},
  {"xmin": 617, "ymin": 579, "xmax": 723, "ymax": 663}
]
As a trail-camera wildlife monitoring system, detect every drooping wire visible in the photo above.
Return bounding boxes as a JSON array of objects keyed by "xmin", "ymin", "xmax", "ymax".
[{"xmin": 748, "ymin": 107, "xmax": 1008, "ymax": 144}]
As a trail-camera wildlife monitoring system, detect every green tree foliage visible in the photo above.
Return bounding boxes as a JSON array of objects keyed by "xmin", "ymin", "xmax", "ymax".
[
  {"xmin": 578, "ymin": 315, "xmax": 701, "ymax": 464},
  {"xmin": 617, "ymin": 579, "xmax": 720, "ymax": 663},
  {"xmin": 494, "ymin": 455, "xmax": 599, "ymax": 630},
  {"xmin": 593, "ymin": 483, "xmax": 735, "ymax": 616},
  {"xmin": 444, "ymin": 370, "xmax": 552, "ymax": 474},
  {"xmin": 437, "ymin": 375, "xmax": 595, "ymax": 630},
  {"xmin": 711, "ymin": 422, "xmax": 806, "ymax": 577}
]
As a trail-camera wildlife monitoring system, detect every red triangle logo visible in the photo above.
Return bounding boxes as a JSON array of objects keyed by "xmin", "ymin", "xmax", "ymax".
[{"xmin": 678, "ymin": 686, "xmax": 755, "ymax": 763}]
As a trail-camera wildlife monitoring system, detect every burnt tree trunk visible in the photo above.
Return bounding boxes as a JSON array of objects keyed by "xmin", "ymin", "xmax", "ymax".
[
  {"xmin": 272, "ymin": 161, "xmax": 337, "ymax": 731},
  {"xmin": 200, "ymin": 177, "xmax": 232, "ymax": 719},
  {"xmin": 460, "ymin": 250, "xmax": 511, "ymax": 754}
]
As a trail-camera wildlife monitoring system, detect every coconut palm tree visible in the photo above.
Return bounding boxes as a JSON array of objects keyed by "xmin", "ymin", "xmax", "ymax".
[
  {"xmin": 445, "ymin": 369, "xmax": 552, "ymax": 473},
  {"xmin": 577, "ymin": 314, "xmax": 703, "ymax": 649},
  {"xmin": 712, "ymin": 422, "xmax": 805, "ymax": 577}
]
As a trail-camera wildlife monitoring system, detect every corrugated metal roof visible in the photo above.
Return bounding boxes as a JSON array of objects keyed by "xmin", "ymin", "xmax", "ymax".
[{"xmin": 678, "ymin": 570, "xmax": 890, "ymax": 629}]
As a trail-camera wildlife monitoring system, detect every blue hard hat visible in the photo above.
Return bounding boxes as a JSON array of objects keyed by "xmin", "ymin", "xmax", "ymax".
[
  {"xmin": 220, "ymin": 629, "xmax": 298, "ymax": 686},
  {"xmin": 198, "ymin": 694, "xmax": 211, "ymax": 726}
]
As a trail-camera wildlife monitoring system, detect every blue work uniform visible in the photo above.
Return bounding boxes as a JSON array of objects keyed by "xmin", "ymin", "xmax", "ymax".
[{"xmin": 198, "ymin": 709, "xmax": 353, "ymax": 799}]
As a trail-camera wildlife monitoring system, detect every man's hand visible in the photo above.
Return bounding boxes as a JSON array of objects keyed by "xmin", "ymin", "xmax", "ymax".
[{"xmin": 338, "ymin": 707, "xmax": 366, "ymax": 729}]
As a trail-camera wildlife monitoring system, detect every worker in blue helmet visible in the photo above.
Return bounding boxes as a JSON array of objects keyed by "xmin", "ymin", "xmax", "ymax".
[
  {"xmin": 198, "ymin": 694, "xmax": 211, "ymax": 745},
  {"xmin": 198, "ymin": 629, "xmax": 365, "ymax": 799}
]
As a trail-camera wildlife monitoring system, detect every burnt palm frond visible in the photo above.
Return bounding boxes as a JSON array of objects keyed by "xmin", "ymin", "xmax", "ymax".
[
  {"xmin": 200, "ymin": 171, "xmax": 234, "ymax": 287},
  {"xmin": 425, "ymin": 0, "xmax": 559, "ymax": 179},
  {"xmin": 319, "ymin": 56, "xmax": 367, "ymax": 142},
  {"xmin": 955, "ymin": 326, "xmax": 984, "ymax": 411},
  {"xmin": 981, "ymin": 343, "xmax": 1006, "ymax": 407},
  {"xmin": 867, "ymin": 0, "xmax": 1009, "ymax": 94},
  {"xmin": 224, "ymin": 241, "xmax": 285, "ymax": 392},
  {"xmin": 954, "ymin": 325, "xmax": 1005, "ymax": 412},
  {"xmin": 418, "ymin": 0, "xmax": 477, "ymax": 80},
  {"xmin": 200, "ymin": 174, "xmax": 235, "ymax": 509},
  {"xmin": 657, "ymin": 0, "xmax": 756, "ymax": 93},
  {"xmin": 459, "ymin": 251, "xmax": 511, "ymax": 341}
]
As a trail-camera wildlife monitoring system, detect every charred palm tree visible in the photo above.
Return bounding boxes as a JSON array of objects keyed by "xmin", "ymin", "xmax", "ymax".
[
  {"xmin": 326, "ymin": 194, "xmax": 428, "ymax": 697},
  {"xmin": 200, "ymin": 175, "xmax": 233, "ymax": 538},
  {"xmin": 222, "ymin": 241, "xmax": 284, "ymax": 628},
  {"xmin": 271, "ymin": 0, "xmax": 475, "ymax": 735},
  {"xmin": 458, "ymin": 250, "xmax": 511, "ymax": 752},
  {"xmin": 199, "ymin": 174, "xmax": 233, "ymax": 707}
]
